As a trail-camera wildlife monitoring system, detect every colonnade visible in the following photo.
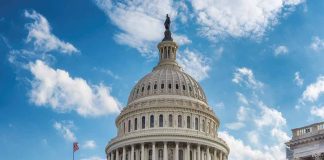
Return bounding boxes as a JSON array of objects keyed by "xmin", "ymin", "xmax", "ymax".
[{"xmin": 107, "ymin": 142, "xmax": 227, "ymax": 160}]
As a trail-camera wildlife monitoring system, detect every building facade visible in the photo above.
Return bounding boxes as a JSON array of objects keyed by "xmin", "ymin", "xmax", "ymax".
[
  {"xmin": 286, "ymin": 122, "xmax": 324, "ymax": 160},
  {"xmin": 105, "ymin": 15, "xmax": 229, "ymax": 160}
]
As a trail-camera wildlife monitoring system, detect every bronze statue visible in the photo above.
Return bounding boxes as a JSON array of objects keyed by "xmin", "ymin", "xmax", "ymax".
[
  {"xmin": 163, "ymin": 14, "xmax": 173, "ymax": 41},
  {"xmin": 164, "ymin": 14, "xmax": 170, "ymax": 30}
]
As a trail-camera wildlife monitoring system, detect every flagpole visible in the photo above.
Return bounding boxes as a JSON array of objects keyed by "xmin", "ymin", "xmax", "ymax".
[{"xmin": 73, "ymin": 149, "xmax": 74, "ymax": 160}]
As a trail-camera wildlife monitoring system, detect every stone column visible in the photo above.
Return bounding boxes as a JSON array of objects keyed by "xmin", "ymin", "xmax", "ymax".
[
  {"xmin": 152, "ymin": 142, "xmax": 156, "ymax": 160},
  {"xmin": 137, "ymin": 149, "xmax": 140, "ymax": 160},
  {"xmin": 123, "ymin": 147, "xmax": 126, "ymax": 160},
  {"xmin": 116, "ymin": 149, "xmax": 119, "ymax": 160},
  {"xmin": 213, "ymin": 149, "xmax": 217, "ymax": 160},
  {"xmin": 197, "ymin": 145, "xmax": 201, "ymax": 160},
  {"xmin": 175, "ymin": 142, "xmax": 179, "ymax": 160},
  {"xmin": 112, "ymin": 152, "xmax": 115, "ymax": 160},
  {"xmin": 107, "ymin": 153, "xmax": 110, "ymax": 160},
  {"xmin": 219, "ymin": 152, "xmax": 222, "ymax": 160},
  {"xmin": 187, "ymin": 143, "xmax": 190, "ymax": 160},
  {"xmin": 131, "ymin": 145, "xmax": 135, "ymax": 160},
  {"xmin": 207, "ymin": 147, "xmax": 210, "ymax": 160},
  {"xmin": 141, "ymin": 143, "xmax": 145, "ymax": 160},
  {"xmin": 163, "ymin": 142, "xmax": 168, "ymax": 160},
  {"xmin": 193, "ymin": 148, "xmax": 196, "ymax": 160}
]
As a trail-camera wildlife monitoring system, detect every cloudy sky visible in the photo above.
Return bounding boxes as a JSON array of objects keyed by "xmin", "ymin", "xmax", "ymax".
[{"xmin": 1, "ymin": 0, "xmax": 324, "ymax": 160}]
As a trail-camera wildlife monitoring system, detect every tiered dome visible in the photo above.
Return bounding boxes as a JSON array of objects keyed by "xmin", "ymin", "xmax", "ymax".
[{"xmin": 106, "ymin": 14, "xmax": 229, "ymax": 160}]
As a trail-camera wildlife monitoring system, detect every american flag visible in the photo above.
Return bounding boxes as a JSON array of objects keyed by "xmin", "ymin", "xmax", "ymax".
[{"xmin": 73, "ymin": 142, "xmax": 79, "ymax": 152}]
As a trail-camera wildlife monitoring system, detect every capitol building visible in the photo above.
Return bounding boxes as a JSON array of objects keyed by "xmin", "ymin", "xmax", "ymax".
[{"xmin": 105, "ymin": 15, "xmax": 229, "ymax": 160}]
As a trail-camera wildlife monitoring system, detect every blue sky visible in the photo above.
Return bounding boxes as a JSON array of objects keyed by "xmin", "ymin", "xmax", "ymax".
[{"xmin": 1, "ymin": 0, "xmax": 324, "ymax": 160}]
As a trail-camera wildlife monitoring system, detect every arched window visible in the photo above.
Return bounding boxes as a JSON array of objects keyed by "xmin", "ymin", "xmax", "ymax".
[
  {"xmin": 149, "ymin": 149, "xmax": 152, "ymax": 160},
  {"xmin": 128, "ymin": 120, "xmax": 131, "ymax": 132},
  {"xmin": 150, "ymin": 115, "xmax": 154, "ymax": 128},
  {"xmin": 168, "ymin": 83, "xmax": 171, "ymax": 89},
  {"xmin": 176, "ymin": 84, "xmax": 179, "ymax": 89},
  {"xmin": 154, "ymin": 84, "xmax": 157, "ymax": 90},
  {"xmin": 182, "ymin": 85, "xmax": 186, "ymax": 90},
  {"xmin": 158, "ymin": 149, "xmax": 163, "ymax": 160},
  {"xmin": 134, "ymin": 118, "xmax": 138, "ymax": 130},
  {"xmin": 195, "ymin": 118, "xmax": 199, "ymax": 130},
  {"xmin": 142, "ymin": 116, "xmax": 145, "ymax": 129},
  {"xmin": 179, "ymin": 150, "xmax": 183, "ymax": 160},
  {"xmin": 142, "ymin": 86, "xmax": 144, "ymax": 92},
  {"xmin": 159, "ymin": 114, "xmax": 163, "ymax": 127},
  {"xmin": 147, "ymin": 85, "xmax": 150, "ymax": 91},
  {"xmin": 169, "ymin": 114, "xmax": 173, "ymax": 127},
  {"xmin": 208, "ymin": 122, "xmax": 210, "ymax": 133},
  {"xmin": 178, "ymin": 115, "xmax": 182, "ymax": 128},
  {"xmin": 202, "ymin": 119, "xmax": 206, "ymax": 132},
  {"xmin": 187, "ymin": 116, "xmax": 191, "ymax": 129}
]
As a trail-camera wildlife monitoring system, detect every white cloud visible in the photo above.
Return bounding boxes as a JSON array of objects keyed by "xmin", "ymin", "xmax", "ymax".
[
  {"xmin": 310, "ymin": 106, "xmax": 324, "ymax": 118},
  {"xmin": 95, "ymin": 0, "xmax": 190, "ymax": 56},
  {"xmin": 226, "ymin": 106, "xmax": 249, "ymax": 130},
  {"xmin": 247, "ymin": 131, "xmax": 259, "ymax": 145},
  {"xmin": 294, "ymin": 72, "xmax": 303, "ymax": 87},
  {"xmin": 271, "ymin": 128, "xmax": 290, "ymax": 142},
  {"xmin": 302, "ymin": 75, "xmax": 324, "ymax": 102},
  {"xmin": 93, "ymin": 67, "xmax": 120, "ymax": 79},
  {"xmin": 83, "ymin": 140, "xmax": 96, "ymax": 149},
  {"xmin": 232, "ymin": 67, "xmax": 263, "ymax": 89},
  {"xmin": 29, "ymin": 60, "xmax": 121, "ymax": 117},
  {"xmin": 53, "ymin": 121, "xmax": 76, "ymax": 142},
  {"xmin": 80, "ymin": 156, "xmax": 105, "ymax": 160},
  {"xmin": 190, "ymin": 0, "xmax": 305, "ymax": 39},
  {"xmin": 274, "ymin": 45, "xmax": 289, "ymax": 56},
  {"xmin": 255, "ymin": 102, "xmax": 286, "ymax": 128},
  {"xmin": 225, "ymin": 69, "xmax": 289, "ymax": 160},
  {"xmin": 310, "ymin": 36, "xmax": 324, "ymax": 52},
  {"xmin": 24, "ymin": 10, "xmax": 79, "ymax": 54},
  {"xmin": 173, "ymin": 34, "xmax": 192, "ymax": 45},
  {"xmin": 219, "ymin": 131, "xmax": 286, "ymax": 160},
  {"xmin": 226, "ymin": 122, "xmax": 245, "ymax": 130},
  {"xmin": 178, "ymin": 49, "xmax": 211, "ymax": 81},
  {"xmin": 236, "ymin": 92, "xmax": 249, "ymax": 105}
]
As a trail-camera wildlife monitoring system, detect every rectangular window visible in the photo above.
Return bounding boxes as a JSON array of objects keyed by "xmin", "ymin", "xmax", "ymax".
[
  {"xmin": 142, "ymin": 116, "xmax": 145, "ymax": 129},
  {"xmin": 135, "ymin": 118, "xmax": 138, "ymax": 130}
]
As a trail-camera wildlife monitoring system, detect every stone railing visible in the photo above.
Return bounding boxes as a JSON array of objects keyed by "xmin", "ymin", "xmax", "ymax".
[{"xmin": 292, "ymin": 121, "xmax": 324, "ymax": 139}]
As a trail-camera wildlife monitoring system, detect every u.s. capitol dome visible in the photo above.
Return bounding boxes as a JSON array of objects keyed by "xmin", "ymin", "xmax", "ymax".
[{"xmin": 106, "ymin": 15, "xmax": 229, "ymax": 160}]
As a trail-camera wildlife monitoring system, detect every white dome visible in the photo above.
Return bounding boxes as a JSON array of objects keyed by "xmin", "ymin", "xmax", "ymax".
[
  {"xmin": 128, "ymin": 64, "xmax": 207, "ymax": 105},
  {"xmin": 106, "ymin": 15, "xmax": 229, "ymax": 160}
]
